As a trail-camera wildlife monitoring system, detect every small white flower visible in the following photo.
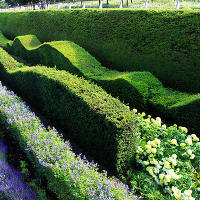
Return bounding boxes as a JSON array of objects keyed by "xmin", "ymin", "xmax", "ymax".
[
  {"xmin": 183, "ymin": 190, "xmax": 192, "ymax": 197},
  {"xmin": 154, "ymin": 138, "xmax": 161, "ymax": 146},
  {"xmin": 185, "ymin": 137, "xmax": 193, "ymax": 146},
  {"xmin": 172, "ymin": 186, "xmax": 181, "ymax": 199},
  {"xmin": 172, "ymin": 154, "xmax": 177, "ymax": 159},
  {"xmin": 171, "ymin": 139, "xmax": 178, "ymax": 146},
  {"xmin": 164, "ymin": 161, "xmax": 171, "ymax": 169},
  {"xmin": 187, "ymin": 149, "xmax": 193, "ymax": 156},
  {"xmin": 181, "ymin": 127, "xmax": 188, "ymax": 133},
  {"xmin": 151, "ymin": 148, "xmax": 157, "ymax": 154},
  {"xmin": 159, "ymin": 173, "xmax": 165, "ymax": 180},
  {"xmin": 162, "ymin": 124, "xmax": 167, "ymax": 129},
  {"xmin": 190, "ymin": 154, "xmax": 195, "ymax": 159},
  {"xmin": 156, "ymin": 117, "xmax": 161, "ymax": 122},
  {"xmin": 164, "ymin": 174, "xmax": 171, "ymax": 183},
  {"xmin": 133, "ymin": 109, "xmax": 137, "ymax": 113},
  {"xmin": 180, "ymin": 143, "xmax": 186, "ymax": 147},
  {"xmin": 143, "ymin": 161, "xmax": 149, "ymax": 165},
  {"xmin": 191, "ymin": 134, "xmax": 199, "ymax": 142}
]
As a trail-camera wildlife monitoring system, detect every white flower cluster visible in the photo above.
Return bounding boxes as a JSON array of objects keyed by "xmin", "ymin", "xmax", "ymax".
[
  {"xmin": 134, "ymin": 111, "xmax": 200, "ymax": 200},
  {"xmin": 172, "ymin": 187, "xmax": 195, "ymax": 200}
]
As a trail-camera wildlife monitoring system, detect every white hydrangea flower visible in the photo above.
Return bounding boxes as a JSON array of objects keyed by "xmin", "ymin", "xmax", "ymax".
[
  {"xmin": 191, "ymin": 134, "xmax": 199, "ymax": 142},
  {"xmin": 187, "ymin": 149, "xmax": 193, "ymax": 156},
  {"xmin": 185, "ymin": 137, "xmax": 193, "ymax": 146},
  {"xmin": 151, "ymin": 148, "xmax": 157, "ymax": 154},
  {"xmin": 180, "ymin": 143, "xmax": 186, "ymax": 147},
  {"xmin": 171, "ymin": 139, "xmax": 178, "ymax": 146}
]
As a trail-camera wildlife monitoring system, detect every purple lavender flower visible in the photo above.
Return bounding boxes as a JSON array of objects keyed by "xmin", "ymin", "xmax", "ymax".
[
  {"xmin": 0, "ymin": 141, "xmax": 37, "ymax": 200},
  {"xmin": 0, "ymin": 81, "xmax": 139, "ymax": 200}
]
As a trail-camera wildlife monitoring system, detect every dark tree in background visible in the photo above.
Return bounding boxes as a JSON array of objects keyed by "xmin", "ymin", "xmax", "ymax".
[{"xmin": 0, "ymin": 0, "xmax": 8, "ymax": 8}]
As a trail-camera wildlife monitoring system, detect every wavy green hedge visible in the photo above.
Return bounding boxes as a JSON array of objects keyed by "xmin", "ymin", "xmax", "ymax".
[
  {"xmin": 0, "ymin": 47, "xmax": 140, "ymax": 176},
  {"xmin": 4, "ymin": 33, "xmax": 163, "ymax": 111},
  {"xmin": 0, "ymin": 9, "xmax": 199, "ymax": 93},
  {"xmin": 2, "ymin": 33, "xmax": 200, "ymax": 135},
  {"xmin": 0, "ymin": 48, "xmax": 199, "ymax": 200}
]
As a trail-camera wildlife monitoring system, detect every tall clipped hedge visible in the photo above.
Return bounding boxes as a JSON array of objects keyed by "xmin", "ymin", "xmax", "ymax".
[
  {"xmin": 2, "ymin": 33, "xmax": 200, "ymax": 135},
  {"xmin": 0, "ymin": 47, "xmax": 139, "ymax": 175},
  {"xmin": 0, "ymin": 9, "xmax": 200, "ymax": 93}
]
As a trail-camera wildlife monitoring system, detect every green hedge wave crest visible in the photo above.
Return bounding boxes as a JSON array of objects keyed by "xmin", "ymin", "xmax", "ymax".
[
  {"xmin": 0, "ymin": 9, "xmax": 199, "ymax": 93},
  {"xmin": 2, "ymin": 33, "xmax": 200, "ymax": 135},
  {"xmin": 0, "ymin": 47, "xmax": 140, "ymax": 176}
]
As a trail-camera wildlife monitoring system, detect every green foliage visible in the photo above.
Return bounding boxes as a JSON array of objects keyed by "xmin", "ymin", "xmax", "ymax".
[
  {"xmin": 0, "ymin": 80, "xmax": 137, "ymax": 200},
  {"xmin": 0, "ymin": 9, "xmax": 199, "ymax": 93},
  {"xmin": 132, "ymin": 111, "xmax": 200, "ymax": 200},
  {"xmin": 0, "ymin": 47, "xmax": 199, "ymax": 200},
  {"xmin": 3, "ymin": 34, "xmax": 162, "ymax": 111},
  {"xmin": 0, "ymin": 31, "xmax": 11, "ymax": 47},
  {"xmin": 0, "ymin": 47, "xmax": 140, "ymax": 175},
  {"xmin": 2, "ymin": 32, "xmax": 200, "ymax": 135}
]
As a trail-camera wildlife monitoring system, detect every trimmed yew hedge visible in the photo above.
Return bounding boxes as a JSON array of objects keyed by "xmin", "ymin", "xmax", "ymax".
[
  {"xmin": 3, "ymin": 34, "xmax": 163, "ymax": 111},
  {"xmin": 2, "ymin": 33, "xmax": 200, "ymax": 134},
  {"xmin": 0, "ymin": 47, "xmax": 139, "ymax": 175},
  {"xmin": 0, "ymin": 9, "xmax": 200, "ymax": 93}
]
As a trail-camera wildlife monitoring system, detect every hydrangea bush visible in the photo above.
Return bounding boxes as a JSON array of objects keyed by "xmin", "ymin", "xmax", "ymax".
[
  {"xmin": 133, "ymin": 109, "xmax": 200, "ymax": 200},
  {"xmin": 0, "ymin": 81, "xmax": 138, "ymax": 200}
]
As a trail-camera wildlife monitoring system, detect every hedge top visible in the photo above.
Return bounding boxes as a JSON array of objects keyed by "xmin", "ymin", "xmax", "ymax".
[{"xmin": 0, "ymin": 9, "xmax": 199, "ymax": 92}]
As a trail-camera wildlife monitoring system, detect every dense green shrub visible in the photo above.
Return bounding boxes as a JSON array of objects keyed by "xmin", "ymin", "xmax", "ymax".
[
  {"xmin": 4, "ymin": 34, "xmax": 162, "ymax": 110},
  {"xmin": 0, "ymin": 9, "xmax": 199, "ymax": 93},
  {"xmin": 0, "ymin": 48, "xmax": 199, "ymax": 200},
  {"xmin": 0, "ymin": 47, "xmax": 139, "ymax": 175},
  {"xmin": 2, "ymin": 33, "xmax": 200, "ymax": 135},
  {"xmin": 0, "ymin": 81, "xmax": 137, "ymax": 200}
]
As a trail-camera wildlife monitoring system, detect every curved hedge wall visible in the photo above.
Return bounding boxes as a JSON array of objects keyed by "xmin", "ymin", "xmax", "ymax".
[
  {"xmin": 0, "ymin": 47, "xmax": 140, "ymax": 175},
  {"xmin": 0, "ymin": 9, "xmax": 200, "ymax": 93},
  {"xmin": 2, "ymin": 33, "xmax": 200, "ymax": 134}
]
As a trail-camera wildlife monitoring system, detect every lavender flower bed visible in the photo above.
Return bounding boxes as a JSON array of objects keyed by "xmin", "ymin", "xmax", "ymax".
[
  {"xmin": 0, "ymin": 141, "xmax": 37, "ymax": 200},
  {"xmin": 0, "ymin": 81, "xmax": 138, "ymax": 200}
]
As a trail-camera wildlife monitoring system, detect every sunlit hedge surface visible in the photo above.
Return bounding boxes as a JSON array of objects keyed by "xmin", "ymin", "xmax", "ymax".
[
  {"xmin": 0, "ymin": 9, "xmax": 199, "ymax": 93},
  {"xmin": 0, "ymin": 47, "xmax": 139, "ymax": 176}
]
